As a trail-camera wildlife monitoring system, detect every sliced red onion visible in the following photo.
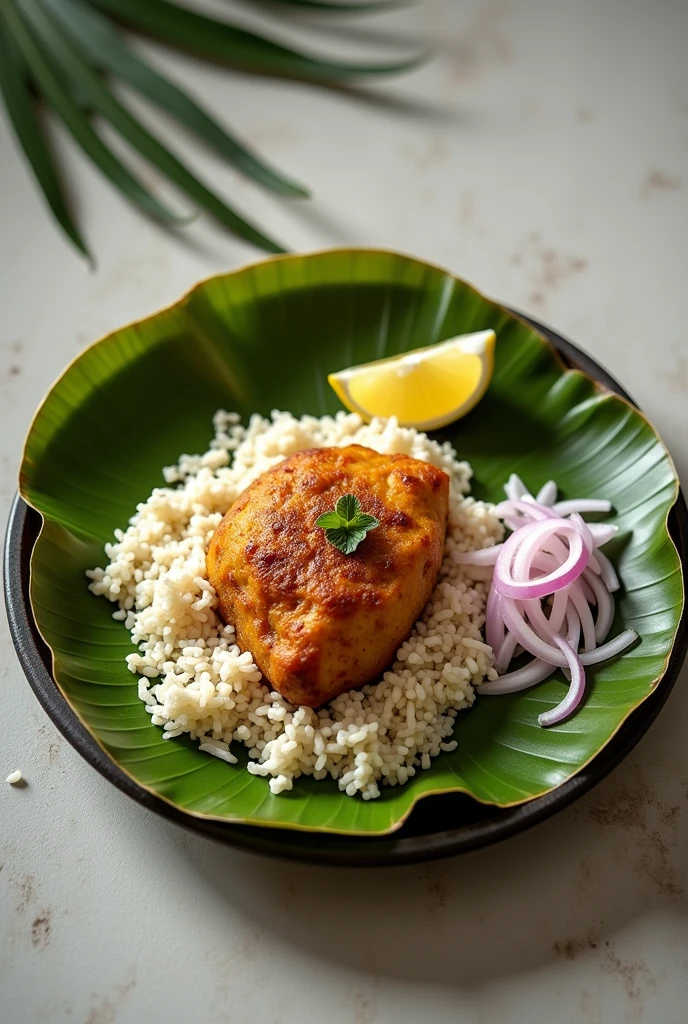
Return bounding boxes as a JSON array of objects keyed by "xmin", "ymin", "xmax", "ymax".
[
  {"xmin": 500, "ymin": 590, "xmax": 618, "ymax": 671},
  {"xmin": 478, "ymin": 658, "xmax": 553, "ymax": 695},
  {"xmin": 500, "ymin": 598, "xmax": 568, "ymax": 666},
  {"xmin": 495, "ymin": 520, "xmax": 589, "ymax": 600},
  {"xmin": 565, "ymin": 604, "xmax": 581, "ymax": 652},
  {"xmin": 452, "ymin": 543, "xmax": 504, "ymax": 566},
  {"xmin": 512, "ymin": 520, "xmax": 579, "ymax": 582},
  {"xmin": 549, "ymin": 589, "xmax": 570, "ymax": 635},
  {"xmin": 583, "ymin": 568, "xmax": 615, "ymax": 642},
  {"xmin": 588, "ymin": 523, "xmax": 619, "ymax": 547},
  {"xmin": 522, "ymin": 495, "xmax": 556, "ymax": 515},
  {"xmin": 542, "ymin": 541, "xmax": 598, "ymax": 596},
  {"xmin": 552, "ymin": 498, "xmax": 612, "ymax": 516},
  {"xmin": 504, "ymin": 473, "xmax": 530, "ymax": 501},
  {"xmin": 524, "ymin": 596, "xmax": 554, "ymax": 635},
  {"xmin": 500, "ymin": 600, "xmax": 635, "ymax": 671},
  {"xmin": 570, "ymin": 512, "xmax": 602, "ymax": 575},
  {"xmin": 533, "ymin": 554, "xmax": 596, "ymax": 604},
  {"xmin": 520, "ymin": 516, "xmax": 599, "ymax": 588},
  {"xmin": 523, "ymin": 584, "xmax": 584, "ymax": 650},
  {"xmin": 594, "ymin": 549, "xmax": 620, "ymax": 592},
  {"xmin": 496, "ymin": 499, "xmax": 556, "ymax": 522},
  {"xmin": 578, "ymin": 629, "xmax": 637, "ymax": 665},
  {"xmin": 495, "ymin": 632, "xmax": 519, "ymax": 674},
  {"xmin": 536, "ymin": 480, "xmax": 558, "ymax": 506},
  {"xmin": 538, "ymin": 636, "xmax": 586, "ymax": 727},
  {"xmin": 485, "ymin": 586, "xmax": 505, "ymax": 652},
  {"xmin": 564, "ymin": 578, "xmax": 596, "ymax": 652},
  {"xmin": 470, "ymin": 476, "xmax": 634, "ymax": 724},
  {"xmin": 500, "ymin": 501, "xmax": 617, "ymax": 550},
  {"xmin": 507, "ymin": 518, "xmax": 527, "ymax": 533},
  {"xmin": 481, "ymin": 606, "xmax": 583, "ymax": 697},
  {"xmin": 503, "ymin": 590, "xmax": 582, "ymax": 673},
  {"xmin": 576, "ymin": 572, "xmax": 596, "ymax": 606},
  {"xmin": 497, "ymin": 499, "xmax": 565, "ymax": 557},
  {"xmin": 494, "ymin": 504, "xmax": 529, "ymax": 530}
]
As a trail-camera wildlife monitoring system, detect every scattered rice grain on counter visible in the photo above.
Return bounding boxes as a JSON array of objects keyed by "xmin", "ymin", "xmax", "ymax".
[
  {"xmin": 87, "ymin": 411, "xmax": 503, "ymax": 799},
  {"xmin": 6, "ymin": 770, "xmax": 22, "ymax": 785}
]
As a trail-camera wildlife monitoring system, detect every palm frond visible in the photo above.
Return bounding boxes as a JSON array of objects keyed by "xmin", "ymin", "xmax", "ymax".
[
  {"xmin": 238, "ymin": 0, "xmax": 406, "ymax": 13},
  {"xmin": 43, "ymin": 0, "xmax": 310, "ymax": 198},
  {"xmin": 0, "ymin": 0, "xmax": 419, "ymax": 258},
  {"xmin": 0, "ymin": 20, "xmax": 89, "ymax": 259},
  {"xmin": 3, "ymin": 0, "xmax": 190, "ymax": 227},
  {"xmin": 21, "ymin": 0, "xmax": 286, "ymax": 251},
  {"xmin": 87, "ymin": 0, "xmax": 421, "ymax": 81}
]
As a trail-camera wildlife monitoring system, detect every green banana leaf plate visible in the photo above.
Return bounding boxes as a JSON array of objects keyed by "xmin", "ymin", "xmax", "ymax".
[{"xmin": 13, "ymin": 248, "xmax": 687, "ymax": 846}]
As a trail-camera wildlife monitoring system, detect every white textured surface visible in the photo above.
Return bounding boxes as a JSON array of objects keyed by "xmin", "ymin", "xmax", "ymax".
[{"xmin": 1, "ymin": 1, "xmax": 687, "ymax": 1021}]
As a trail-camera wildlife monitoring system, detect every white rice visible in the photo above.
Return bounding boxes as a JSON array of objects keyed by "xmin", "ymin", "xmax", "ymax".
[
  {"xmin": 6, "ymin": 770, "xmax": 22, "ymax": 785},
  {"xmin": 87, "ymin": 411, "xmax": 503, "ymax": 800}
]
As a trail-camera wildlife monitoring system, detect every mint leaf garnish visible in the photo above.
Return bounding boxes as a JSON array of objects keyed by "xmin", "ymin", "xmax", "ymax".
[
  {"xmin": 315, "ymin": 511, "xmax": 343, "ymax": 530},
  {"xmin": 335, "ymin": 493, "xmax": 361, "ymax": 524},
  {"xmin": 316, "ymin": 493, "xmax": 380, "ymax": 555}
]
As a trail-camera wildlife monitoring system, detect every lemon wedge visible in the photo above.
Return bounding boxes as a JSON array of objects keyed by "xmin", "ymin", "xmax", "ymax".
[{"xmin": 328, "ymin": 329, "xmax": 496, "ymax": 431}]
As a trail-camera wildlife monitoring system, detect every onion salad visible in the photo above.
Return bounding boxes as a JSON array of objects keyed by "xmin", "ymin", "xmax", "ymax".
[{"xmin": 453, "ymin": 474, "xmax": 638, "ymax": 727}]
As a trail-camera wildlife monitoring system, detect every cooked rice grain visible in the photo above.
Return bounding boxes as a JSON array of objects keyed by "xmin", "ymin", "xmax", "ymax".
[{"xmin": 87, "ymin": 411, "xmax": 502, "ymax": 799}]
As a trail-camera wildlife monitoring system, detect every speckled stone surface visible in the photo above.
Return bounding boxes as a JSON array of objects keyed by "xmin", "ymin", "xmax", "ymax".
[{"xmin": 1, "ymin": 1, "xmax": 687, "ymax": 1021}]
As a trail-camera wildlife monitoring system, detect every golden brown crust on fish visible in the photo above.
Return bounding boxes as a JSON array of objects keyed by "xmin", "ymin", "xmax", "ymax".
[{"xmin": 207, "ymin": 445, "xmax": 449, "ymax": 707}]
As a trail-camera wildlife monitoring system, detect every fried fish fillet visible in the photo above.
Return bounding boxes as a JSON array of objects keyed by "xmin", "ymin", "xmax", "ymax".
[{"xmin": 207, "ymin": 444, "xmax": 449, "ymax": 707}]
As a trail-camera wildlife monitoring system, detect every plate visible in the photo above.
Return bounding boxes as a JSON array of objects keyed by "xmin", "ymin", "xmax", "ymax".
[
  {"xmin": 13, "ymin": 250, "xmax": 687, "ymax": 837},
  {"xmin": 7, "ymin": 297, "xmax": 687, "ymax": 863}
]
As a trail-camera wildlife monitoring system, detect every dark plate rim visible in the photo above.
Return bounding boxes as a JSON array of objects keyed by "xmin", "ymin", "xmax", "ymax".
[{"xmin": 5, "ymin": 316, "xmax": 688, "ymax": 866}]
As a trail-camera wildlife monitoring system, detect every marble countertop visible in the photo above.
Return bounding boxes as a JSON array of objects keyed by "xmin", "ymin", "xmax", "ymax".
[{"xmin": 2, "ymin": 1, "xmax": 687, "ymax": 1021}]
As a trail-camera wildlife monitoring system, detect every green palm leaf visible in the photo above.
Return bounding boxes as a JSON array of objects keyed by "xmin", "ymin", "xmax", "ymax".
[
  {"xmin": 42, "ymin": 0, "xmax": 309, "ymax": 199},
  {"xmin": 2, "ymin": 0, "xmax": 189, "ymax": 230},
  {"xmin": 19, "ymin": 250, "xmax": 684, "ymax": 835},
  {"xmin": 89, "ymin": 0, "xmax": 421, "ymax": 79},
  {"xmin": 19, "ymin": 0, "xmax": 286, "ymax": 252},
  {"xmin": 0, "ymin": 0, "xmax": 418, "ymax": 256},
  {"xmin": 0, "ymin": 26, "xmax": 89, "ymax": 259},
  {"xmin": 239, "ymin": 1, "xmax": 405, "ymax": 12}
]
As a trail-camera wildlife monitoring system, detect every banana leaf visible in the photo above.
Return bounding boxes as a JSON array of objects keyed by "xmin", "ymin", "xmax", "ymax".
[{"xmin": 19, "ymin": 249, "xmax": 684, "ymax": 835}]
